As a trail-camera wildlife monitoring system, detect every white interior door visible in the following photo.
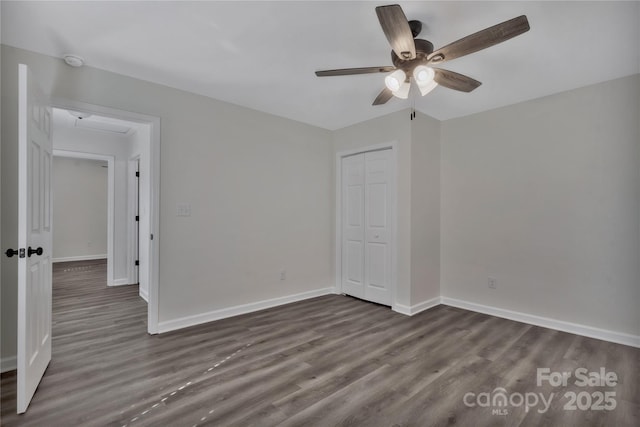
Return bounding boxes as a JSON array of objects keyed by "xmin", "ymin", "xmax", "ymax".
[
  {"xmin": 363, "ymin": 150, "xmax": 392, "ymax": 305},
  {"xmin": 17, "ymin": 63, "xmax": 53, "ymax": 414},
  {"xmin": 341, "ymin": 149, "xmax": 392, "ymax": 306},
  {"xmin": 341, "ymin": 154, "xmax": 365, "ymax": 299}
]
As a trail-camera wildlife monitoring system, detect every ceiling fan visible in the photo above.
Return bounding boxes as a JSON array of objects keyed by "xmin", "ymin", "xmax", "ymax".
[{"xmin": 315, "ymin": 4, "xmax": 530, "ymax": 105}]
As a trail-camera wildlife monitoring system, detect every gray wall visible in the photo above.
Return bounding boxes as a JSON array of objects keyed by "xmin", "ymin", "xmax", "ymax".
[
  {"xmin": 1, "ymin": 45, "xmax": 334, "ymax": 362},
  {"xmin": 441, "ymin": 74, "xmax": 640, "ymax": 336},
  {"xmin": 410, "ymin": 112, "xmax": 441, "ymax": 305},
  {"xmin": 332, "ymin": 110, "xmax": 442, "ymax": 309},
  {"xmin": 2, "ymin": 42, "xmax": 638, "ymax": 367},
  {"xmin": 52, "ymin": 157, "xmax": 108, "ymax": 260}
]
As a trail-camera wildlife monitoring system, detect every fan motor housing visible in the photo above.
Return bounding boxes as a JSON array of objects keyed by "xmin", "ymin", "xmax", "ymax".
[{"xmin": 391, "ymin": 38, "xmax": 434, "ymax": 73}]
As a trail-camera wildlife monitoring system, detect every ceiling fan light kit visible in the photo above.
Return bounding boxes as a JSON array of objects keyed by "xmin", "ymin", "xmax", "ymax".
[
  {"xmin": 384, "ymin": 69, "xmax": 405, "ymax": 91},
  {"xmin": 417, "ymin": 79, "xmax": 438, "ymax": 97},
  {"xmin": 413, "ymin": 65, "xmax": 438, "ymax": 96},
  {"xmin": 315, "ymin": 4, "xmax": 530, "ymax": 106},
  {"xmin": 394, "ymin": 81, "xmax": 411, "ymax": 99},
  {"xmin": 413, "ymin": 65, "xmax": 434, "ymax": 83}
]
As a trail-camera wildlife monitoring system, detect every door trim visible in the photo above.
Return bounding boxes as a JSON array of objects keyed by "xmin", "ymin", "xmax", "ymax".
[
  {"xmin": 335, "ymin": 142, "xmax": 398, "ymax": 310},
  {"xmin": 51, "ymin": 98, "xmax": 160, "ymax": 335},
  {"xmin": 52, "ymin": 150, "xmax": 115, "ymax": 286},
  {"xmin": 128, "ymin": 155, "xmax": 141, "ymax": 294}
]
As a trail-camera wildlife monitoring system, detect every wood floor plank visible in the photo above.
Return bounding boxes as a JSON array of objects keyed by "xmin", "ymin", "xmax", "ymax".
[{"xmin": 1, "ymin": 259, "xmax": 638, "ymax": 426}]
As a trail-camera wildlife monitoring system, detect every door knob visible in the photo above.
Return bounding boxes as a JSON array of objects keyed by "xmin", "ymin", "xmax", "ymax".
[
  {"xmin": 5, "ymin": 248, "xmax": 19, "ymax": 257},
  {"xmin": 27, "ymin": 246, "xmax": 43, "ymax": 257}
]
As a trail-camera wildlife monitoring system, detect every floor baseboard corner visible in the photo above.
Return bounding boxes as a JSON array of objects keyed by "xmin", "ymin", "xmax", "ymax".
[
  {"xmin": 52, "ymin": 254, "xmax": 107, "ymax": 263},
  {"xmin": 441, "ymin": 296, "xmax": 640, "ymax": 348},
  {"xmin": 393, "ymin": 296, "xmax": 441, "ymax": 316},
  {"xmin": 158, "ymin": 287, "xmax": 335, "ymax": 333}
]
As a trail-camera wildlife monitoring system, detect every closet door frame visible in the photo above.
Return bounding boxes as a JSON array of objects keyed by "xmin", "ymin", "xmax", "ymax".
[{"xmin": 335, "ymin": 142, "xmax": 398, "ymax": 309}]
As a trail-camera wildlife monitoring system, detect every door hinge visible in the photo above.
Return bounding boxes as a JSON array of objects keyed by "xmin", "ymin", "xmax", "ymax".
[
  {"xmin": 135, "ymin": 215, "xmax": 139, "ymax": 221},
  {"xmin": 136, "ymin": 171, "xmax": 139, "ymax": 177},
  {"xmin": 135, "ymin": 260, "xmax": 139, "ymax": 266},
  {"xmin": 150, "ymin": 234, "xmax": 154, "ymax": 240}
]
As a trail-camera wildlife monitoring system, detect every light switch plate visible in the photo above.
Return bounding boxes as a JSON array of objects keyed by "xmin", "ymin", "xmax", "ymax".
[{"xmin": 176, "ymin": 203, "xmax": 191, "ymax": 217}]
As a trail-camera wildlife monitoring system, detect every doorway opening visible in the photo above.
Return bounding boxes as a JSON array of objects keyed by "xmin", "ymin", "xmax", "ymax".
[
  {"xmin": 50, "ymin": 103, "xmax": 159, "ymax": 334},
  {"xmin": 52, "ymin": 152, "xmax": 114, "ymax": 280}
]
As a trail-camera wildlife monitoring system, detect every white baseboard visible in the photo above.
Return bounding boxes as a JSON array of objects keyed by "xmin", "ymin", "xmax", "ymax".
[
  {"xmin": 1, "ymin": 356, "xmax": 17, "ymax": 373},
  {"xmin": 52, "ymin": 254, "xmax": 107, "ymax": 263},
  {"xmin": 139, "ymin": 287, "xmax": 149, "ymax": 303},
  {"xmin": 110, "ymin": 278, "xmax": 131, "ymax": 286},
  {"xmin": 158, "ymin": 287, "xmax": 337, "ymax": 333},
  {"xmin": 393, "ymin": 296, "xmax": 441, "ymax": 316},
  {"xmin": 441, "ymin": 297, "xmax": 640, "ymax": 348}
]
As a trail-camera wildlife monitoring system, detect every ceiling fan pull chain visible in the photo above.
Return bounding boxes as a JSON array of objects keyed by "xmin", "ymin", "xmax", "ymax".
[
  {"xmin": 410, "ymin": 87, "xmax": 416, "ymax": 120},
  {"xmin": 411, "ymin": 90, "xmax": 414, "ymax": 118}
]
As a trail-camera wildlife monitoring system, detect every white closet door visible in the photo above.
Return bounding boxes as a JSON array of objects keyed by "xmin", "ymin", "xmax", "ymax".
[
  {"xmin": 363, "ymin": 150, "xmax": 392, "ymax": 305},
  {"xmin": 341, "ymin": 149, "xmax": 392, "ymax": 306},
  {"xmin": 341, "ymin": 154, "xmax": 365, "ymax": 299}
]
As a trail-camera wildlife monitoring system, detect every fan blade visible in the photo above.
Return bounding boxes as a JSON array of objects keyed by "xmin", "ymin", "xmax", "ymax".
[
  {"xmin": 373, "ymin": 88, "xmax": 394, "ymax": 105},
  {"xmin": 376, "ymin": 5, "xmax": 416, "ymax": 60},
  {"xmin": 433, "ymin": 68, "xmax": 481, "ymax": 92},
  {"xmin": 428, "ymin": 15, "xmax": 530, "ymax": 64},
  {"xmin": 315, "ymin": 66, "xmax": 396, "ymax": 77}
]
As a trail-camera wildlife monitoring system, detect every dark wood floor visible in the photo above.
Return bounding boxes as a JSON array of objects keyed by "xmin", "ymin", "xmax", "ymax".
[{"xmin": 1, "ymin": 260, "xmax": 638, "ymax": 426}]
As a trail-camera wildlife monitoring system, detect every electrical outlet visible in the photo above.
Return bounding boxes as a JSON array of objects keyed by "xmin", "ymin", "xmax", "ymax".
[
  {"xmin": 280, "ymin": 270, "xmax": 286, "ymax": 281},
  {"xmin": 488, "ymin": 277, "xmax": 497, "ymax": 289}
]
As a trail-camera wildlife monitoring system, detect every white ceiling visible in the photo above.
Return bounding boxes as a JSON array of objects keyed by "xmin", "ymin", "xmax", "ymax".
[{"xmin": 3, "ymin": 1, "xmax": 639, "ymax": 130}]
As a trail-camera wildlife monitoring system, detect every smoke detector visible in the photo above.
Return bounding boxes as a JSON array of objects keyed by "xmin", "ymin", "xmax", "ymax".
[
  {"xmin": 63, "ymin": 54, "xmax": 84, "ymax": 67},
  {"xmin": 67, "ymin": 110, "xmax": 92, "ymax": 120}
]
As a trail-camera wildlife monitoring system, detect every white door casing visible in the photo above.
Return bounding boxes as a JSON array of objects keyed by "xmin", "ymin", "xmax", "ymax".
[
  {"xmin": 340, "ymin": 148, "xmax": 393, "ymax": 306},
  {"xmin": 17, "ymin": 63, "xmax": 53, "ymax": 414},
  {"xmin": 133, "ymin": 158, "xmax": 140, "ymax": 287},
  {"xmin": 51, "ymin": 99, "xmax": 160, "ymax": 334}
]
